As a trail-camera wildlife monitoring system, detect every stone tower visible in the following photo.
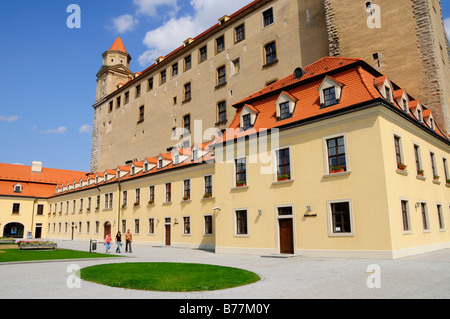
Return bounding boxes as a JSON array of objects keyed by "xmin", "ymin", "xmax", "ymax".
[
  {"xmin": 324, "ymin": 0, "xmax": 450, "ymax": 135},
  {"xmin": 95, "ymin": 36, "xmax": 134, "ymax": 102}
]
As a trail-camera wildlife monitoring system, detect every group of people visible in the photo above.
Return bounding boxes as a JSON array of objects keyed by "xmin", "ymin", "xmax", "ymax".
[{"xmin": 104, "ymin": 229, "xmax": 133, "ymax": 254}]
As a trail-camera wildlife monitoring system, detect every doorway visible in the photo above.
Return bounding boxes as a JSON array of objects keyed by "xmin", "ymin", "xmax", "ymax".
[
  {"xmin": 3, "ymin": 223, "xmax": 24, "ymax": 239},
  {"xmin": 104, "ymin": 222, "xmax": 111, "ymax": 239},
  {"xmin": 34, "ymin": 224, "xmax": 42, "ymax": 239},
  {"xmin": 165, "ymin": 218, "xmax": 171, "ymax": 246},
  {"xmin": 279, "ymin": 218, "xmax": 294, "ymax": 254}
]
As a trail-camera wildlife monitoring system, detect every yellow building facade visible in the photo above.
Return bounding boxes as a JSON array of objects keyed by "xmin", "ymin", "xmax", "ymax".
[{"xmin": 21, "ymin": 57, "xmax": 447, "ymax": 259}]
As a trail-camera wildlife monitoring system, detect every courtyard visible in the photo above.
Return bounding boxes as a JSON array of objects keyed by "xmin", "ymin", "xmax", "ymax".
[{"xmin": 0, "ymin": 240, "xmax": 450, "ymax": 299}]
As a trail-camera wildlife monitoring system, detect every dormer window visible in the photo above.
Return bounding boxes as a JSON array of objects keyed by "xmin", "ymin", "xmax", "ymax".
[
  {"xmin": 239, "ymin": 104, "xmax": 259, "ymax": 129},
  {"xmin": 131, "ymin": 166, "xmax": 135, "ymax": 175},
  {"xmin": 159, "ymin": 159, "xmax": 163, "ymax": 169},
  {"xmin": 319, "ymin": 76, "xmax": 342, "ymax": 108},
  {"xmin": 279, "ymin": 102, "xmax": 291, "ymax": 120},
  {"xmin": 14, "ymin": 183, "xmax": 22, "ymax": 193},
  {"xmin": 243, "ymin": 114, "xmax": 252, "ymax": 130},
  {"xmin": 385, "ymin": 86, "xmax": 391, "ymax": 102},
  {"xmin": 323, "ymin": 87, "xmax": 337, "ymax": 107},
  {"xmin": 275, "ymin": 92, "xmax": 297, "ymax": 120},
  {"xmin": 174, "ymin": 155, "xmax": 180, "ymax": 165},
  {"xmin": 144, "ymin": 163, "xmax": 148, "ymax": 172}
]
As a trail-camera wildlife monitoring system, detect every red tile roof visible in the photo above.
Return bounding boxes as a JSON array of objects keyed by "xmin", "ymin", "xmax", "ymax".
[{"xmin": 109, "ymin": 36, "xmax": 127, "ymax": 53}]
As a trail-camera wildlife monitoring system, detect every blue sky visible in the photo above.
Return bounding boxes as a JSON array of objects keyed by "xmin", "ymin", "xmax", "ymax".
[{"xmin": 0, "ymin": 0, "xmax": 449, "ymax": 172}]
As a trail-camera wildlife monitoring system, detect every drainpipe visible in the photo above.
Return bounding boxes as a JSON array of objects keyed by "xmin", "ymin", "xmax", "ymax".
[
  {"xmin": 117, "ymin": 181, "xmax": 122, "ymax": 235},
  {"xmin": 30, "ymin": 198, "xmax": 38, "ymax": 239}
]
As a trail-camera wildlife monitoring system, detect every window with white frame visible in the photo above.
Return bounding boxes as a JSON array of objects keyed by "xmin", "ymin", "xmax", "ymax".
[
  {"xmin": 183, "ymin": 216, "xmax": 191, "ymax": 235},
  {"xmin": 420, "ymin": 202, "xmax": 430, "ymax": 231},
  {"xmin": 325, "ymin": 135, "xmax": 347, "ymax": 173},
  {"xmin": 327, "ymin": 199, "xmax": 354, "ymax": 236},
  {"xmin": 401, "ymin": 199, "xmax": 411, "ymax": 233},
  {"xmin": 318, "ymin": 76, "xmax": 343, "ymax": 108},
  {"xmin": 148, "ymin": 218, "xmax": 155, "ymax": 234},
  {"xmin": 204, "ymin": 215, "xmax": 213, "ymax": 235},
  {"xmin": 437, "ymin": 204, "xmax": 445, "ymax": 231},
  {"xmin": 235, "ymin": 209, "xmax": 248, "ymax": 235}
]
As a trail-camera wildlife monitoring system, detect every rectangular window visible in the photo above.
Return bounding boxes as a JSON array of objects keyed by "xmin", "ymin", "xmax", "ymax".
[
  {"xmin": 148, "ymin": 77, "xmax": 153, "ymax": 91},
  {"xmin": 184, "ymin": 83, "xmax": 191, "ymax": 101},
  {"xmin": 138, "ymin": 105, "xmax": 145, "ymax": 122},
  {"xmin": 135, "ymin": 188, "xmax": 140, "ymax": 206},
  {"xmin": 12, "ymin": 203, "xmax": 20, "ymax": 214},
  {"xmin": 330, "ymin": 201, "xmax": 352, "ymax": 234},
  {"xmin": 263, "ymin": 7, "xmax": 274, "ymax": 27},
  {"xmin": 279, "ymin": 101, "xmax": 291, "ymax": 120},
  {"xmin": 136, "ymin": 84, "xmax": 141, "ymax": 98},
  {"xmin": 37, "ymin": 204, "xmax": 44, "ymax": 216},
  {"xmin": 184, "ymin": 55, "xmax": 191, "ymax": 71},
  {"xmin": 134, "ymin": 219, "xmax": 140, "ymax": 234},
  {"xmin": 243, "ymin": 114, "xmax": 252, "ymax": 130},
  {"xmin": 235, "ymin": 158, "xmax": 247, "ymax": 186},
  {"xmin": 235, "ymin": 210, "xmax": 248, "ymax": 235},
  {"xmin": 125, "ymin": 91, "xmax": 129, "ymax": 104},
  {"xmin": 323, "ymin": 87, "xmax": 337, "ymax": 107},
  {"xmin": 265, "ymin": 42, "xmax": 277, "ymax": 65},
  {"xmin": 235, "ymin": 24, "xmax": 245, "ymax": 43},
  {"xmin": 96, "ymin": 196, "xmax": 100, "ymax": 210},
  {"xmin": 277, "ymin": 148, "xmax": 291, "ymax": 180},
  {"xmin": 122, "ymin": 191, "xmax": 127, "ymax": 207},
  {"xmin": 149, "ymin": 186, "xmax": 155, "ymax": 204},
  {"xmin": 394, "ymin": 136, "xmax": 403, "ymax": 169},
  {"xmin": 183, "ymin": 217, "xmax": 191, "ymax": 235},
  {"xmin": 204, "ymin": 175, "xmax": 213, "ymax": 197},
  {"xmin": 148, "ymin": 218, "xmax": 155, "ymax": 234},
  {"xmin": 204, "ymin": 215, "xmax": 213, "ymax": 235},
  {"xmin": 401, "ymin": 200, "xmax": 411, "ymax": 232},
  {"xmin": 116, "ymin": 96, "xmax": 121, "ymax": 108},
  {"xmin": 218, "ymin": 101, "xmax": 227, "ymax": 123},
  {"xmin": 327, "ymin": 136, "xmax": 347, "ymax": 173},
  {"xmin": 216, "ymin": 35, "xmax": 225, "ymax": 53},
  {"xmin": 165, "ymin": 183, "xmax": 172, "ymax": 203},
  {"xmin": 160, "ymin": 70, "xmax": 166, "ymax": 84},
  {"xmin": 199, "ymin": 46, "xmax": 207, "ymax": 63},
  {"xmin": 184, "ymin": 114, "xmax": 191, "ymax": 134},
  {"xmin": 414, "ymin": 144, "xmax": 423, "ymax": 175},
  {"xmin": 121, "ymin": 220, "xmax": 126, "ymax": 234},
  {"xmin": 443, "ymin": 158, "xmax": 449, "ymax": 182},
  {"xmin": 437, "ymin": 204, "xmax": 445, "ymax": 230},
  {"xmin": 172, "ymin": 63, "xmax": 178, "ymax": 77},
  {"xmin": 430, "ymin": 152, "xmax": 437, "ymax": 179},
  {"xmin": 109, "ymin": 101, "xmax": 113, "ymax": 113},
  {"xmin": 104, "ymin": 193, "xmax": 113, "ymax": 209},
  {"xmin": 217, "ymin": 66, "xmax": 226, "ymax": 86},
  {"xmin": 183, "ymin": 180, "xmax": 191, "ymax": 200},
  {"xmin": 421, "ymin": 202, "xmax": 429, "ymax": 231}
]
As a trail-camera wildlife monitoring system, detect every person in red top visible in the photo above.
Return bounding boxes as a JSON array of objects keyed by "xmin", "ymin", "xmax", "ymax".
[{"xmin": 104, "ymin": 233, "xmax": 112, "ymax": 253}]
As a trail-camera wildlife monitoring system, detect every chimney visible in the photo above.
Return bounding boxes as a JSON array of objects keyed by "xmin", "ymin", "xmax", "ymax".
[{"xmin": 31, "ymin": 161, "xmax": 42, "ymax": 173}]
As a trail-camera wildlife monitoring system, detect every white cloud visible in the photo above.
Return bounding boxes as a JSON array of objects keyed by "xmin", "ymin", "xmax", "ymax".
[
  {"xmin": 41, "ymin": 126, "xmax": 67, "ymax": 135},
  {"xmin": 137, "ymin": 0, "xmax": 253, "ymax": 67},
  {"xmin": 0, "ymin": 115, "xmax": 19, "ymax": 122},
  {"xmin": 79, "ymin": 124, "xmax": 92, "ymax": 133},
  {"xmin": 133, "ymin": 0, "xmax": 179, "ymax": 17},
  {"xmin": 111, "ymin": 14, "xmax": 139, "ymax": 33},
  {"xmin": 444, "ymin": 17, "xmax": 450, "ymax": 39}
]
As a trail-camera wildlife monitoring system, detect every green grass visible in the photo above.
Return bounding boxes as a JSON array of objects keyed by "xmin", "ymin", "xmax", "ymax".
[
  {"xmin": 80, "ymin": 262, "xmax": 260, "ymax": 292},
  {"xmin": 0, "ymin": 248, "xmax": 119, "ymax": 263}
]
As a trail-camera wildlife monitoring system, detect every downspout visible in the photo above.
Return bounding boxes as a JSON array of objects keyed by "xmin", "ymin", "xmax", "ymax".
[
  {"xmin": 117, "ymin": 181, "xmax": 122, "ymax": 235},
  {"xmin": 30, "ymin": 197, "xmax": 38, "ymax": 239}
]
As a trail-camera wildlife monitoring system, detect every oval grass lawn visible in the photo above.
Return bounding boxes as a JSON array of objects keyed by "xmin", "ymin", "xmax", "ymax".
[{"xmin": 80, "ymin": 262, "xmax": 260, "ymax": 292}]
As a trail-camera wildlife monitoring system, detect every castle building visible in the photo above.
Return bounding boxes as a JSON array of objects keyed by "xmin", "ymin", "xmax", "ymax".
[
  {"xmin": 14, "ymin": 57, "xmax": 447, "ymax": 259},
  {"xmin": 90, "ymin": 0, "xmax": 450, "ymax": 173}
]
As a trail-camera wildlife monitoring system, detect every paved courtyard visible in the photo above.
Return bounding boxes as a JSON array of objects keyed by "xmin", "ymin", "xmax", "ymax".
[{"xmin": 1, "ymin": 240, "xmax": 450, "ymax": 299}]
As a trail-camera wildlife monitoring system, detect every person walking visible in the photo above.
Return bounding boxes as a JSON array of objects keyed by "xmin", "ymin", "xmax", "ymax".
[
  {"xmin": 125, "ymin": 229, "xmax": 132, "ymax": 253},
  {"xmin": 115, "ymin": 231, "xmax": 122, "ymax": 253},
  {"xmin": 104, "ymin": 233, "xmax": 112, "ymax": 253}
]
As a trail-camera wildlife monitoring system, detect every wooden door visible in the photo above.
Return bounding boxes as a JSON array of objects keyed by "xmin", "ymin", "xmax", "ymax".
[
  {"xmin": 279, "ymin": 218, "xmax": 294, "ymax": 254},
  {"xmin": 104, "ymin": 223, "xmax": 111, "ymax": 238},
  {"xmin": 165, "ymin": 224, "xmax": 171, "ymax": 246}
]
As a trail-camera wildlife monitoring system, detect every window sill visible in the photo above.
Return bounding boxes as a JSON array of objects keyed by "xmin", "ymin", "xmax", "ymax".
[
  {"xmin": 162, "ymin": 202, "xmax": 172, "ymax": 205},
  {"xmin": 231, "ymin": 185, "xmax": 249, "ymax": 191},
  {"xmin": 137, "ymin": 119, "xmax": 144, "ymax": 124},
  {"xmin": 233, "ymin": 234, "xmax": 250, "ymax": 238},
  {"xmin": 215, "ymin": 82, "xmax": 227, "ymax": 90},
  {"xmin": 446, "ymin": 183, "xmax": 450, "ymax": 188},
  {"xmin": 416, "ymin": 175, "xmax": 426, "ymax": 181},
  {"xmin": 215, "ymin": 120, "xmax": 228, "ymax": 127},
  {"xmin": 181, "ymin": 199, "xmax": 191, "ymax": 203},
  {"xmin": 432, "ymin": 180, "xmax": 441, "ymax": 185},
  {"xmin": 272, "ymin": 179, "xmax": 294, "ymax": 185},
  {"xmin": 396, "ymin": 169, "xmax": 408, "ymax": 176},
  {"xmin": 201, "ymin": 196, "xmax": 215, "ymax": 201},
  {"xmin": 262, "ymin": 59, "xmax": 278, "ymax": 69},
  {"xmin": 323, "ymin": 171, "xmax": 351, "ymax": 178},
  {"xmin": 182, "ymin": 97, "xmax": 191, "ymax": 104}
]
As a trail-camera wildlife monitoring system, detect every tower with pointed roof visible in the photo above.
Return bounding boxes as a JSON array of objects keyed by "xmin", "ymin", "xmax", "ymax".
[{"xmin": 95, "ymin": 36, "xmax": 134, "ymax": 102}]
